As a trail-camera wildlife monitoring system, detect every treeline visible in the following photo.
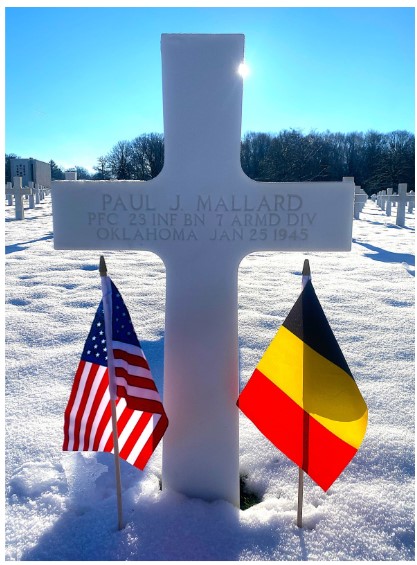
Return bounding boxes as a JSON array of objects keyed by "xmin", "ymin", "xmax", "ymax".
[
  {"xmin": 6, "ymin": 129, "xmax": 414, "ymax": 194},
  {"xmin": 94, "ymin": 133, "xmax": 164, "ymax": 181},
  {"xmin": 240, "ymin": 130, "xmax": 414, "ymax": 193},
  {"xmin": 97, "ymin": 129, "xmax": 414, "ymax": 194}
]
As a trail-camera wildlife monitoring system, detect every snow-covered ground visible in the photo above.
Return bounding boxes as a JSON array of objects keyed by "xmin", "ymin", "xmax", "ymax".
[{"xmin": 5, "ymin": 196, "xmax": 415, "ymax": 561}]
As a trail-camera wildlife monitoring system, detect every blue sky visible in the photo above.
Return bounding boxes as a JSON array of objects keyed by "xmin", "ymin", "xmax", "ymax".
[{"xmin": 5, "ymin": 6, "xmax": 415, "ymax": 173}]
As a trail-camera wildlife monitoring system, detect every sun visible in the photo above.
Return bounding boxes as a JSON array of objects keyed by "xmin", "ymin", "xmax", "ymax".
[{"xmin": 237, "ymin": 62, "xmax": 250, "ymax": 79}]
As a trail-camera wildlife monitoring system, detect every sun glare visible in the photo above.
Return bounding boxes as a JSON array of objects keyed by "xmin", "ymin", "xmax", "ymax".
[{"xmin": 238, "ymin": 62, "xmax": 250, "ymax": 79}]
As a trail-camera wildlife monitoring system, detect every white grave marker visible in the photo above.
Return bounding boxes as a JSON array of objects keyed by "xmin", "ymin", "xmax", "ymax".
[
  {"xmin": 396, "ymin": 183, "xmax": 407, "ymax": 227},
  {"xmin": 381, "ymin": 190, "xmax": 387, "ymax": 211},
  {"xmin": 354, "ymin": 185, "xmax": 367, "ymax": 219},
  {"xmin": 386, "ymin": 187, "xmax": 393, "ymax": 217},
  {"xmin": 34, "ymin": 183, "xmax": 40, "ymax": 205},
  {"xmin": 6, "ymin": 182, "xmax": 13, "ymax": 206},
  {"xmin": 28, "ymin": 182, "xmax": 36, "ymax": 209},
  {"xmin": 6, "ymin": 177, "xmax": 32, "ymax": 220},
  {"xmin": 408, "ymin": 191, "xmax": 414, "ymax": 213},
  {"xmin": 52, "ymin": 34, "xmax": 354, "ymax": 506}
]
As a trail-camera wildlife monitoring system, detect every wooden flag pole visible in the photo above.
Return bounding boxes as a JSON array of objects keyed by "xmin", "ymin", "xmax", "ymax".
[
  {"xmin": 297, "ymin": 258, "xmax": 311, "ymax": 529},
  {"xmin": 99, "ymin": 255, "xmax": 124, "ymax": 531},
  {"xmin": 297, "ymin": 467, "xmax": 304, "ymax": 528},
  {"xmin": 109, "ymin": 400, "xmax": 124, "ymax": 531}
]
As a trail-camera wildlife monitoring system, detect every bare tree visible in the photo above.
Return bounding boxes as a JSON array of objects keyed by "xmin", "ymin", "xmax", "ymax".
[
  {"xmin": 75, "ymin": 166, "xmax": 92, "ymax": 180},
  {"xmin": 106, "ymin": 140, "xmax": 134, "ymax": 180},
  {"xmin": 241, "ymin": 132, "xmax": 272, "ymax": 180},
  {"xmin": 381, "ymin": 130, "xmax": 414, "ymax": 190},
  {"xmin": 130, "ymin": 133, "xmax": 164, "ymax": 179},
  {"xmin": 93, "ymin": 156, "xmax": 112, "ymax": 180}
]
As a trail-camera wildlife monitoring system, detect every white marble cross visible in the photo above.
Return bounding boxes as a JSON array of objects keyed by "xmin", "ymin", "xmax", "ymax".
[
  {"xmin": 52, "ymin": 34, "xmax": 354, "ymax": 506},
  {"xmin": 6, "ymin": 182, "xmax": 13, "ymax": 206},
  {"xmin": 354, "ymin": 185, "xmax": 368, "ymax": 219},
  {"xmin": 386, "ymin": 187, "xmax": 393, "ymax": 217},
  {"xmin": 407, "ymin": 191, "xmax": 414, "ymax": 213},
  {"xmin": 396, "ymin": 183, "xmax": 407, "ymax": 226},
  {"xmin": 6, "ymin": 176, "xmax": 33, "ymax": 220}
]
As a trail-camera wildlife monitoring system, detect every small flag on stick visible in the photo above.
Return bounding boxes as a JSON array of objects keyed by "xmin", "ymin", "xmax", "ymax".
[
  {"xmin": 237, "ymin": 262, "xmax": 367, "ymax": 494},
  {"xmin": 63, "ymin": 257, "xmax": 168, "ymax": 527}
]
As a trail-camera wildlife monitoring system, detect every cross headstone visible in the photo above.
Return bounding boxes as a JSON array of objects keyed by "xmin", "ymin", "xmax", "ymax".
[
  {"xmin": 6, "ymin": 182, "xmax": 13, "ymax": 205},
  {"xmin": 28, "ymin": 182, "xmax": 36, "ymax": 209},
  {"xmin": 6, "ymin": 177, "xmax": 32, "ymax": 220},
  {"xmin": 380, "ymin": 190, "xmax": 387, "ymax": 211},
  {"xmin": 51, "ymin": 34, "xmax": 354, "ymax": 506},
  {"xmin": 354, "ymin": 185, "xmax": 367, "ymax": 219},
  {"xmin": 396, "ymin": 183, "xmax": 407, "ymax": 227},
  {"xmin": 386, "ymin": 187, "xmax": 393, "ymax": 217},
  {"xmin": 407, "ymin": 190, "xmax": 414, "ymax": 213},
  {"xmin": 34, "ymin": 183, "xmax": 40, "ymax": 205}
]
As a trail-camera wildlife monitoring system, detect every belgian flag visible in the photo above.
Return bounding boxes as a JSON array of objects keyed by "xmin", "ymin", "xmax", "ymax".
[{"xmin": 237, "ymin": 277, "xmax": 368, "ymax": 491}]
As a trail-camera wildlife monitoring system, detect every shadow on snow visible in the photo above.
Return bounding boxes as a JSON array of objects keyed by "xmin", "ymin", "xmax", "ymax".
[
  {"xmin": 353, "ymin": 240, "xmax": 415, "ymax": 267},
  {"xmin": 16, "ymin": 332, "xmax": 304, "ymax": 561},
  {"xmin": 5, "ymin": 233, "xmax": 53, "ymax": 254},
  {"xmin": 18, "ymin": 467, "xmax": 291, "ymax": 561}
]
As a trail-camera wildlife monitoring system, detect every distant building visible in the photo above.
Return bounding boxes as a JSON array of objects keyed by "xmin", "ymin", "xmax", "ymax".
[
  {"xmin": 65, "ymin": 169, "xmax": 78, "ymax": 180},
  {"xmin": 10, "ymin": 158, "xmax": 51, "ymax": 188}
]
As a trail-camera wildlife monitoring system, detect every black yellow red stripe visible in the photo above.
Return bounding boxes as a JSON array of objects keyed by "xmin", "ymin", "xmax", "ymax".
[
  {"xmin": 257, "ymin": 325, "xmax": 367, "ymax": 449},
  {"xmin": 237, "ymin": 279, "xmax": 368, "ymax": 490},
  {"xmin": 283, "ymin": 280, "xmax": 352, "ymax": 377},
  {"xmin": 237, "ymin": 368, "xmax": 359, "ymax": 491}
]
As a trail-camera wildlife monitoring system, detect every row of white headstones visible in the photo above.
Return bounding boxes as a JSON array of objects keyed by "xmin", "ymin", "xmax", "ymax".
[
  {"xmin": 353, "ymin": 184, "xmax": 368, "ymax": 220},
  {"xmin": 373, "ymin": 183, "xmax": 415, "ymax": 226},
  {"xmin": 5, "ymin": 176, "xmax": 50, "ymax": 220}
]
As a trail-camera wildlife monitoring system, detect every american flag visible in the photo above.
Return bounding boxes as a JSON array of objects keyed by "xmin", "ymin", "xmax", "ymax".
[{"xmin": 63, "ymin": 278, "xmax": 168, "ymax": 470}]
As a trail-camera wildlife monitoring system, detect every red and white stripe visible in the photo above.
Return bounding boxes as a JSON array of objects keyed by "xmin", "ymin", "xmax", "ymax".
[{"xmin": 63, "ymin": 342, "xmax": 168, "ymax": 470}]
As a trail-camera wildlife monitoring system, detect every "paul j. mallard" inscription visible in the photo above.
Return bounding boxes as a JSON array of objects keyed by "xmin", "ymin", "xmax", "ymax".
[{"xmin": 86, "ymin": 192, "xmax": 316, "ymax": 242}]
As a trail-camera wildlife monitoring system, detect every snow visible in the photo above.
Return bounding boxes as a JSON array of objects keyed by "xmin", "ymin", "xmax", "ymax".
[{"xmin": 5, "ymin": 196, "xmax": 415, "ymax": 561}]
